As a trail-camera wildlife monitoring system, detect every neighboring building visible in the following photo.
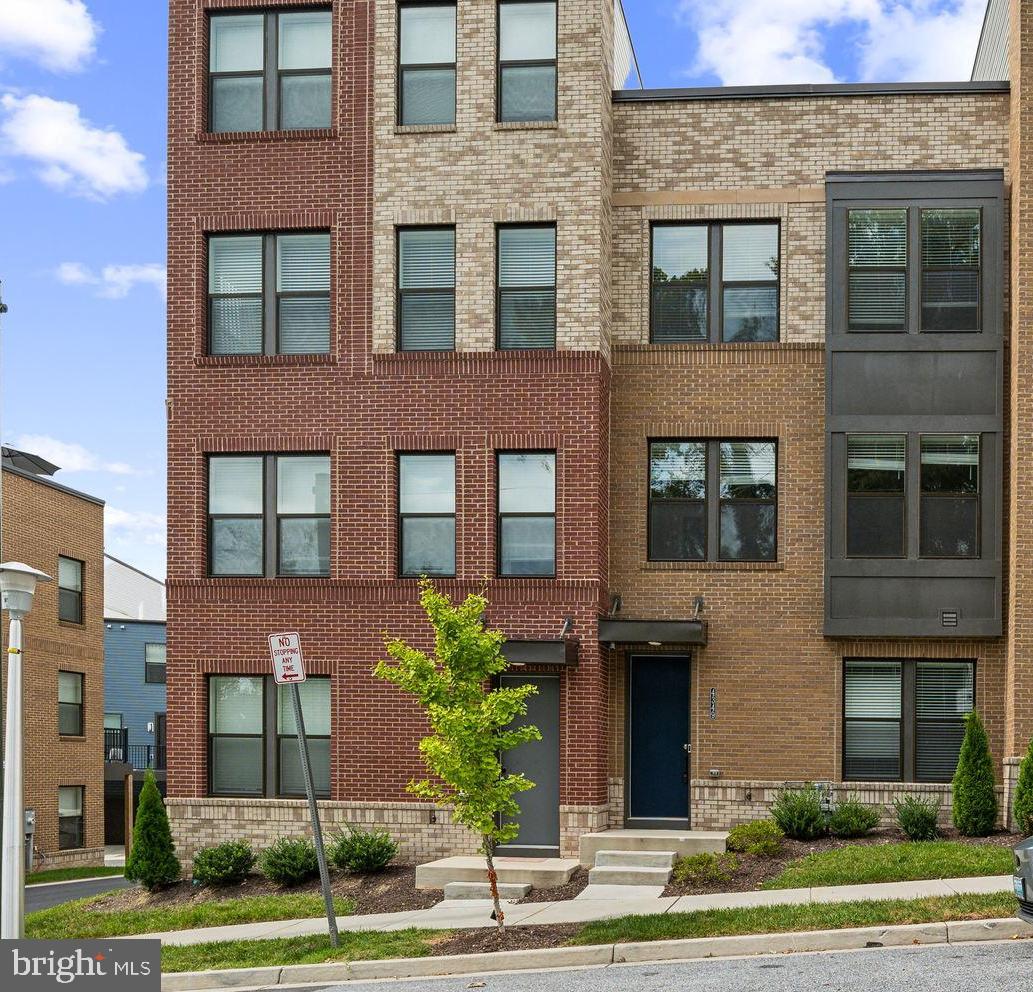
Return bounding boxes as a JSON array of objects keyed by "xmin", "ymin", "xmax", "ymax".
[
  {"xmin": 1, "ymin": 446, "xmax": 105, "ymax": 867},
  {"xmin": 103, "ymin": 556, "xmax": 166, "ymax": 844},
  {"xmin": 165, "ymin": 0, "xmax": 1033, "ymax": 863}
]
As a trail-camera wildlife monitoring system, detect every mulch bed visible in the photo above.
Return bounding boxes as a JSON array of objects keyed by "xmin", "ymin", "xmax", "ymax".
[
  {"xmin": 429, "ymin": 923, "xmax": 577, "ymax": 956},
  {"xmin": 517, "ymin": 866, "xmax": 590, "ymax": 903}
]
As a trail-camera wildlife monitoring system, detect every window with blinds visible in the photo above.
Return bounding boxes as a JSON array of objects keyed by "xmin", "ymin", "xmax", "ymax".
[
  {"xmin": 648, "ymin": 442, "xmax": 706, "ymax": 561},
  {"xmin": 722, "ymin": 224, "xmax": 779, "ymax": 342},
  {"xmin": 498, "ymin": 451, "xmax": 556, "ymax": 576},
  {"xmin": 208, "ymin": 232, "xmax": 330, "ymax": 356},
  {"xmin": 498, "ymin": 1, "xmax": 557, "ymax": 123},
  {"xmin": 398, "ymin": 453, "xmax": 456, "ymax": 576},
  {"xmin": 846, "ymin": 434, "xmax": 906, "ymax": 558},
  {"xmin": 497, "ymin": 225, "xmax": 556, "ymax": 349},
  {"xmin": 920, "ymin": 434, "xmax": 980, "ymax": 558},
  {"xmin": 397, "ymin": 228, "xmax": 455, "ymax": 351},
  {"xmin": 921, "ymin": 209, "xmax": 980, "ymax": 331},
  {"xmin": 844, "ymin": 661, "xmax": 902, "ymax": 780},
  {"xmin": 719, "ymin": 441, "xmax": 777, "ymax": 561},
  {"xmin": 848, "ymin": 209, "xmax": 907, "ymax": 331},
  {"xmin": 277, "ymin": 678, "xmax": 330, "ymax": 797},
  {"xmin": 915, "ymin": 661, "xmax": 974, "ymax": 781},
  {"xmin": 398, "ymin": 3, "xmax": 456, "ymax": 126},
  {"xmin": 651, "ymin": 226, "xmax": 708, "ymax": 343}
]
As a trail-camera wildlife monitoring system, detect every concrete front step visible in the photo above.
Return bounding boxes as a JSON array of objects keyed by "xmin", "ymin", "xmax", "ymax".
[
  {"xmin": 594, "ymin": 850, "xmax": 676, "ymax": 869},
  {"xmin": 579, "ymin": 829, "xmax": 727, "ymax": 866},
  {"xmin": 443, "ymin": 881, "xmax": 531, "ymax": 901},
  {"xmin": 415, "ymin": 856, "xmax": 579, "ymax": 891},
  {"xmin": 587, "ymin": 865, "xmax": 673, "ymax": 886}
]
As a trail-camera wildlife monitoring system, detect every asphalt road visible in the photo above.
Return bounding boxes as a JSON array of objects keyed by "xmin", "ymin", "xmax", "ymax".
[
  {"xmin": 319, "ymin": 941, "xmax": 1033, "ymax": 992},
  {"xmin": 26, "ymin": 875, "xmax": 134, "ymax": 912}
]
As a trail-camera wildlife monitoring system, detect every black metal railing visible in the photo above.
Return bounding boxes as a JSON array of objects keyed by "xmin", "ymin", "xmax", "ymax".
[
  {"xmin": 104, "ymin": 729, "xmax": 166, "ymax": 770},
  {"xmin": 104, "ymin": 727, "xmax": 129, "ymax": 762},
  {"xmin": 128, "ymin": 744, "xmax": 167, "ymax": 771}
]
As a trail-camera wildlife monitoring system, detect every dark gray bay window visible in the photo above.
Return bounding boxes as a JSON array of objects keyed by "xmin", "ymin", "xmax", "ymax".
[
  {"xmin": 649, "ymin": 440, "xmax": 776, "ymax": 562},
  {"xmin": 399, "ymin": 454, "xmax": 456, "ymax": 576},
  {"xmin": 209, "ymin": 10, "xmax": 332, "ymax": 133},
  {"xmin": 497, "ymin": 225, "xmax": 555, "ymax": 348},
  {"xmin": 208, "ymin": 233, "xmax": 330, "ymax": 356},
  {"xmin": 208, "ymin": 675, "xmax": 330, "ymax": 798},
  {"xmin": 498, "ymin": 1, "xmax": 557, "ymax": 123},
  {"xmin": 398, "ymin": 3, "xmax": 456, "ymax": 126},
  {"xmin": 397, "ymin": 227, "xmax": 455, "ymax": 350},
  {"xmin": 844, "ymin": 659, "xmax": 974, "ymax": 782},
  {"xmin": 651, "ymin": 223, "xmax": 779, "ymax": 343},
  {"xmin": 208, "ymin": 454, "xmax": 330, "ymax": 577},
  {"xmin": 920, "ymin": 434, "xmax": 980, "ymax": 558},
  {"xmin": 498, "ymin": 452, "xmax": 555, "ymax": 576},
  {"xmin": 846, "ymin": 434, "xmax": 906, "ymax": 558}
]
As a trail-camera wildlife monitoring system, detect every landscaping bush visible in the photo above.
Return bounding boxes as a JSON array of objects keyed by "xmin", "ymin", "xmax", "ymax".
[
  {"xmin": 672, "ymin": 852, "xmax": 740, "ymax": 887},
  {"xmin": 1014, "ymin": 736, "xmax": 1033, "ymax": 837},
  {"xmin": 124, "ymin": 770, "xmax": 181, "ymax": 892},
  {"xmin": 259, "ymin": 838, "xmax": 319, "ymax": 886},
  {"xmin": 328, "ymin": 826, "xmax": 398, "ymax": 874},
  {"xmin": 894, "ymin": 795, "xmax": 941, "ymax": 841},
  {"xmin": 952, "ymin": 711, "xmax": 998, "ymax": 837},
  {"xmin": 192, "ymin": 840, "xmax": 256, "ymax": 887},
  {"xmin": 829, "ymin": 797, "xmax": 882, "ymax": 839},
  {"xmin": 771, "ymin": 784, "xmax": 828, "ymax": 840},
  {"xmin": 725, "ymin": 820, "xmax": 784, "ymax": 857}
]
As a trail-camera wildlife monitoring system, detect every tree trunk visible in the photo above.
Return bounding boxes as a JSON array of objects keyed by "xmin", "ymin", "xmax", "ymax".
[{"xmin": 483, "ymin": 836, "xmax": 505, "ymax": 931}]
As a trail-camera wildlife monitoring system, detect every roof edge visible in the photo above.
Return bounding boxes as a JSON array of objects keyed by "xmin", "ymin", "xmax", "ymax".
[
  {"xmin": 613, "ymin": 80, "xmax": 1009, "ymax": 104},
  {"xmin": 2, "ymin": 463, "xmax": 105, "ymax": 507}
]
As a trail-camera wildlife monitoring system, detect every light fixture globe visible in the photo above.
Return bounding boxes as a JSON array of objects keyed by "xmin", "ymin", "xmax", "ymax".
[{"xmin": 0, "ymin": 562, "xmax": 52, "ymax": 619}]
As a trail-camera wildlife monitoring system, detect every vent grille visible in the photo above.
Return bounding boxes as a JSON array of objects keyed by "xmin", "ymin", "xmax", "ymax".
[{"xmin": 941, "ymin": 610, "xmax": 959, "ymax": 628}]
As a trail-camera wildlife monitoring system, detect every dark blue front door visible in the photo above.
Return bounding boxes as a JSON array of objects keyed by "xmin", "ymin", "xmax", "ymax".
[{"xmin": 628, "ymin": 655, "xmax": 690, "ymax": 826}]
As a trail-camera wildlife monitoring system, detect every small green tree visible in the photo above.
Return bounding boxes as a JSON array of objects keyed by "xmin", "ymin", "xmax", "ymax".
[
  {"xmin": 952, "ymin": 711, "xmax": 998, "ymax": 837},
  {"xmin": 374, "ymin": 580, "xmax": 540, "ymax": 931},
  {"xmin": 1013, "ymin": 736, "xmax": 1033, "ymax": 836},
  {"xmin": 125, "ymin": 770, "xmax": 181, "ymax": 891}
]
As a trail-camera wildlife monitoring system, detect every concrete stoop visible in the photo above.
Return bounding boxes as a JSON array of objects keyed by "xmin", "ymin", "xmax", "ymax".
[
  {"xmin": 578, "ymin": 829, "xmax": 728, "ymax": 866},
  {"xmin": 415, "ymin": 856, "xmax": 579, "ymax": 891},
  {"xmin": 444, "ymin": 881, "xmax": 531, "ymax": 901},
  {"xmin": 587, "ymin": 850, "xmax": 676, "ymax": 887}
]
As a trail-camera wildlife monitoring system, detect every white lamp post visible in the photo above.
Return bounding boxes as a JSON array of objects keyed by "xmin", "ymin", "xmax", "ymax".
[{"xmin": 0, "ymin": 562, "xmax": 51, "ymax": 939}]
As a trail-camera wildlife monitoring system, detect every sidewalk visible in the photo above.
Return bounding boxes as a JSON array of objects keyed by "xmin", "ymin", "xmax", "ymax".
[{"xmin": 139, "ymin": 873, "xmax": 1014, "ymax": 947}]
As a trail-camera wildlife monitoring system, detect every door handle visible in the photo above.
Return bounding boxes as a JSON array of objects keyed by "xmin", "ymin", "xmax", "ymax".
[{"xmin": 683, "ymin": 742, "xmax": 690, "ymax": 783}]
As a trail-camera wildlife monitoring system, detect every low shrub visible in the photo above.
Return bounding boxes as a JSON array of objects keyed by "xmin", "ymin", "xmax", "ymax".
[
  {"xmin": 771, "ymin": 784, "xmax": 828, "ymax": 841},
  {"xmin": 894, "ymin": 795, "xmax": 941, "ymax": 842},
  {"xmin": 328, "ymin": 826, "xmax": 398, "ymax": 874},
  {"xmin": 259, "ymin": 838, "xmax": 319, "ymax": 886},
  {"xmin": 672, "ymin": 852, "xmax": 740, "ymax": 887},
  {"xmin": 192, "ymin": 840, "xmax": 256, "ymax": 887},
  {"xmin": 829, "ymin": 797, "xmax": 882, "ymax": 839},
  {"xmin": 725, "ymin": 820, "xmax": 785, "ymax": 857}
]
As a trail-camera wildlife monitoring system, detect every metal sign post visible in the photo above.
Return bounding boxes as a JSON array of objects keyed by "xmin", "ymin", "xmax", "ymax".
[{"xmin": 268, "ymin": 632, "xmax": 338, "ymax": 947}]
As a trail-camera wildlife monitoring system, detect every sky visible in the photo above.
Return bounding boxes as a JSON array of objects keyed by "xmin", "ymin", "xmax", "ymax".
[{"xmin": 0, "ymin": 0, "xmax": 992, "ymax": 580}]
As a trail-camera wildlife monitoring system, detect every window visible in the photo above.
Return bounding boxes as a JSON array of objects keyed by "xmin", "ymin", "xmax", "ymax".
[
  {"xmin": 209, "ymin": 10, "xmax": 332, "ymax": 133},
  {"xmin": 58, "ymin": 787, "xmax": 84, "ymax": 850},
  {"xmin": 846, "ymin": 435, "xmax": 906, "ymax": 558},
  {"xmin": 208, "ymin": 454, "xmax": 330, "ymax": 577},
  {"xmin": 648, "ymin": 440, "xmax": 777, "ymax": 562},
  {"xmin": 397, "ymin": 228, "xmax": 455, "ymax": 350},
  {"xmin": 208, "ymin": 232, "xmax": 330, "ymax": 356},
  {"xmin": 398, "ymin": 3, "xmax": 456, "ymax": 126},
  {"xmin": 58, "ymin": 556, "xmax": 83, "ymax": 624},
  {"xmin": 651, "ymin": 223, "xmax": 779, "ymax": 343},
  {"xmin": 498, "ymin": 452, "xmax": 555, "ymax": 576},
  {"xmin": 145, "ymin": 643, "xmax": 167, "ymax": 684},
  {"xmin": 58, "ymin": 671, "xmax": 84, "ymax": 736},
  {"xmin": 498, "ymin": 1, "xmax": 556, "ymax": 123},
  {"xmin": 920, "ymin": 435, "xmax": 980, "ymax": 558},
  {"xmin": 104, "ymin": 713, "xmax": 123, "ymax": 730},
  {"xmin": 844, "ymin": 659, "xmax": 974, "ymax": 782},
  {"xmin": 399, "ymin": 454, "xmax": 456, "ymax": 577},
  {"xmin": 847, "ymin": 207, "xmax": 982, "ymax": 333},
  {"xmin": 208, "ymin": 675, "xmax": 330, "ymax": 797},
  {"xmin": 497, "ymin": 225, "xmax": 556, "ymax": 349}
]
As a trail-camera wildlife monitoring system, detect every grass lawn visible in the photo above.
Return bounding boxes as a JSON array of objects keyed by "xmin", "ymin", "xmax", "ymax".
[
  {"xmin": 26, "ymin": 867, "xmax": 124, "ymax": 886},
  {"xmin": 26, "ymin": 892, "xmax": 355, "ymax": 940},
  {"xmin": 763, "ymin": 842, "xmax": 1016, "ymax": 890},
  {"xmin": 162, "ymin": 929, "xmax": 438, "ymax": 973}
]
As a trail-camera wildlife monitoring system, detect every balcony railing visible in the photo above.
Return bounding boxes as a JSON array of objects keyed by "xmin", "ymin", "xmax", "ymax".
[{"xmin": 104, "ymin": 728, "xmax": 166, "ymax": 770}]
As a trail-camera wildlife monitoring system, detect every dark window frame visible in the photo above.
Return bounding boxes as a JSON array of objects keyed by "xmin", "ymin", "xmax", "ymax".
[
  {"xmin": 842, "ymin": 658, "xmax": 976, "ymax": 784},
  {"xmin": 495, "ymin": 222, "xmax": 557, "ymax": 350},
  {"xmin": 58, "ymin": 670, "xmax": 85, "ymax": 737},
  {"xmin": 58, "ymin": 785, "xmax": 85, "ymax": 850},
  {"xmin": 144, "ymin": 642, "xmax": 167, "ymax": 684},
  {"xmin": 207, "ymin": 675, "xmax": 267, "ymax": 799},
  {"xmin": 57, "ymin": 555, "xmax": 84, "ymax": 624},
  {"xmin": 920, "ymin": 207, "xmax": 983, "ymax": 333},
  {"xmin": 275, "ymin": 676, "xmax": 331, "ymax": 799},
  {"xmin": 396, "ymin": 1, "xmax": 457, "ymax": 127},
  {"xmin": 649, "ymin": 220, "xmax": 781, "ymax": 344},
  {"xmin": 919, "ymin": 433, "xmax": 982, "ymax": 560},
  {"xmin": 206, "ymin": 230, "xmax": 331, "ymax": 357},
  {"xmin": 647, "ymin": 438, "xmax": 778, "ymax": 563},
  {"xmin": 496, "ymin": 0, "xmax": 558, "ymax": 124},
  {"xmin": 845, "ymin": 433, "xmax": 907, "ymax": 560},
  {"xmin": 496, "ymin": 449, "xmax": 557, "ymax": 578},
  {"xmin": 207, "ymin": 9, "xmax": 333, "ymax": 134},
  {"xmin": 206, "ymin": 453, "xmax": 331, "ymax": 579},
  {"xmin": 397, "ymin": 451, "xmax": 457, "ymax": 578},
  {"xmin": 395, "ymin": 225, "xmax": 456, "ymax": 351}
]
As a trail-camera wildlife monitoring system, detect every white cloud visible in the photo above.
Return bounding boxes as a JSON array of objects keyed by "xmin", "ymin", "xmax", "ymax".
[
  {"xmin": 105, "ymin": 507, "xmax": 167, "ymax": 548},
  {"xmin": 0, "ymin": 94, "xmax": 147, "ymax": 200},
  {"xmin": 13, "ymin": 434, "xmax": 141, "ymax": 476},
  {"xmin": 57, "ymin": 262, "xmax": 167, "ymax": 299},
  {"xmin": 0, "ymin": 0, "xmax": 99, "ymax": 72},
  {"xmin": 678, "ymin": 0, "xmax": 986, "ymax": 86}
]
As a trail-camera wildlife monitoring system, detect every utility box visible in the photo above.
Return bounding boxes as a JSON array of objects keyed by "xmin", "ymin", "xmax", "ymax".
[{"xmin": 24, "ymin": 808, "xmax": 35, "ymax": 872}]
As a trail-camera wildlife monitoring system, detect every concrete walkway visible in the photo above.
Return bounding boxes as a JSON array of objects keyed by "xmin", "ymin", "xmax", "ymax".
[{"xmin": 137, "ymin": 873, "xmax": 1014, "ymax": 947}]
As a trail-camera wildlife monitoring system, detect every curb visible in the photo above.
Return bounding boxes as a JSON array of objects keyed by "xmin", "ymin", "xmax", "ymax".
[
  {"xmin": 27, "ymin": 874, "xmax": 126, "ymax": 890},
  {"xmin": 160, "ymin": 916, "xmax": 1033, "ymax": 990}
]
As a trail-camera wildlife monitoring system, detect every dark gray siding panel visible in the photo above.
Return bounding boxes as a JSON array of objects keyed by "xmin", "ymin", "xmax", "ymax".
[{"xmin": 972, "ymin": 0, "xmax": 1009, "ymax": 82}]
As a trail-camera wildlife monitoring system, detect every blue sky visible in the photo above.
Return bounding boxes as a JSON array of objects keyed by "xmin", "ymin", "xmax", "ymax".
[{"xmin": 0, "ymin": 0, "xmax": 990, "ymax": 579}]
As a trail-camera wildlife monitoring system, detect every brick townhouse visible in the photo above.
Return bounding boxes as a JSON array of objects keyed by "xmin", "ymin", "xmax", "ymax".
[{"xmin": 165, "ymin": 0, "xmax": 1033, "ymax": 861}]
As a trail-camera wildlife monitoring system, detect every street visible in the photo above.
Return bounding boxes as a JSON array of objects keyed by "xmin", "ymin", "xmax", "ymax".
[
  {"xmin": 318, "ymin": 941, "xmax": 1033, "ymax": 992},
  {"xmin": 25, "ymin": 876, "xmax": 133, "ymax": 912}
]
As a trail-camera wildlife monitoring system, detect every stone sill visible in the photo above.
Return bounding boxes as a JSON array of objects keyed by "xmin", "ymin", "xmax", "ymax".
[
  {"xmin": 196, "ymin": 128, "xmax": 336, "ymax": 144},
  {"xmin": 494, "ymin": 120, "xmax": 559, "ymax": 131},
  {"xmin": 394, "ymin": 124, "xmax": 457, "ymax": 135},
  {"xmin": 640, "ymin": 560, "xmax": 786, "ymax": 572},
  {"xmin": 194, "ymin": 354, "xmax": 338, "ymax": 368}
]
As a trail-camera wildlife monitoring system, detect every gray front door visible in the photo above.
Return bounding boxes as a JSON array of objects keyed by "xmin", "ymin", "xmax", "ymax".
[{"xmin": 497, "ymin": 674, "xmax": 560, "ymax": 857}]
